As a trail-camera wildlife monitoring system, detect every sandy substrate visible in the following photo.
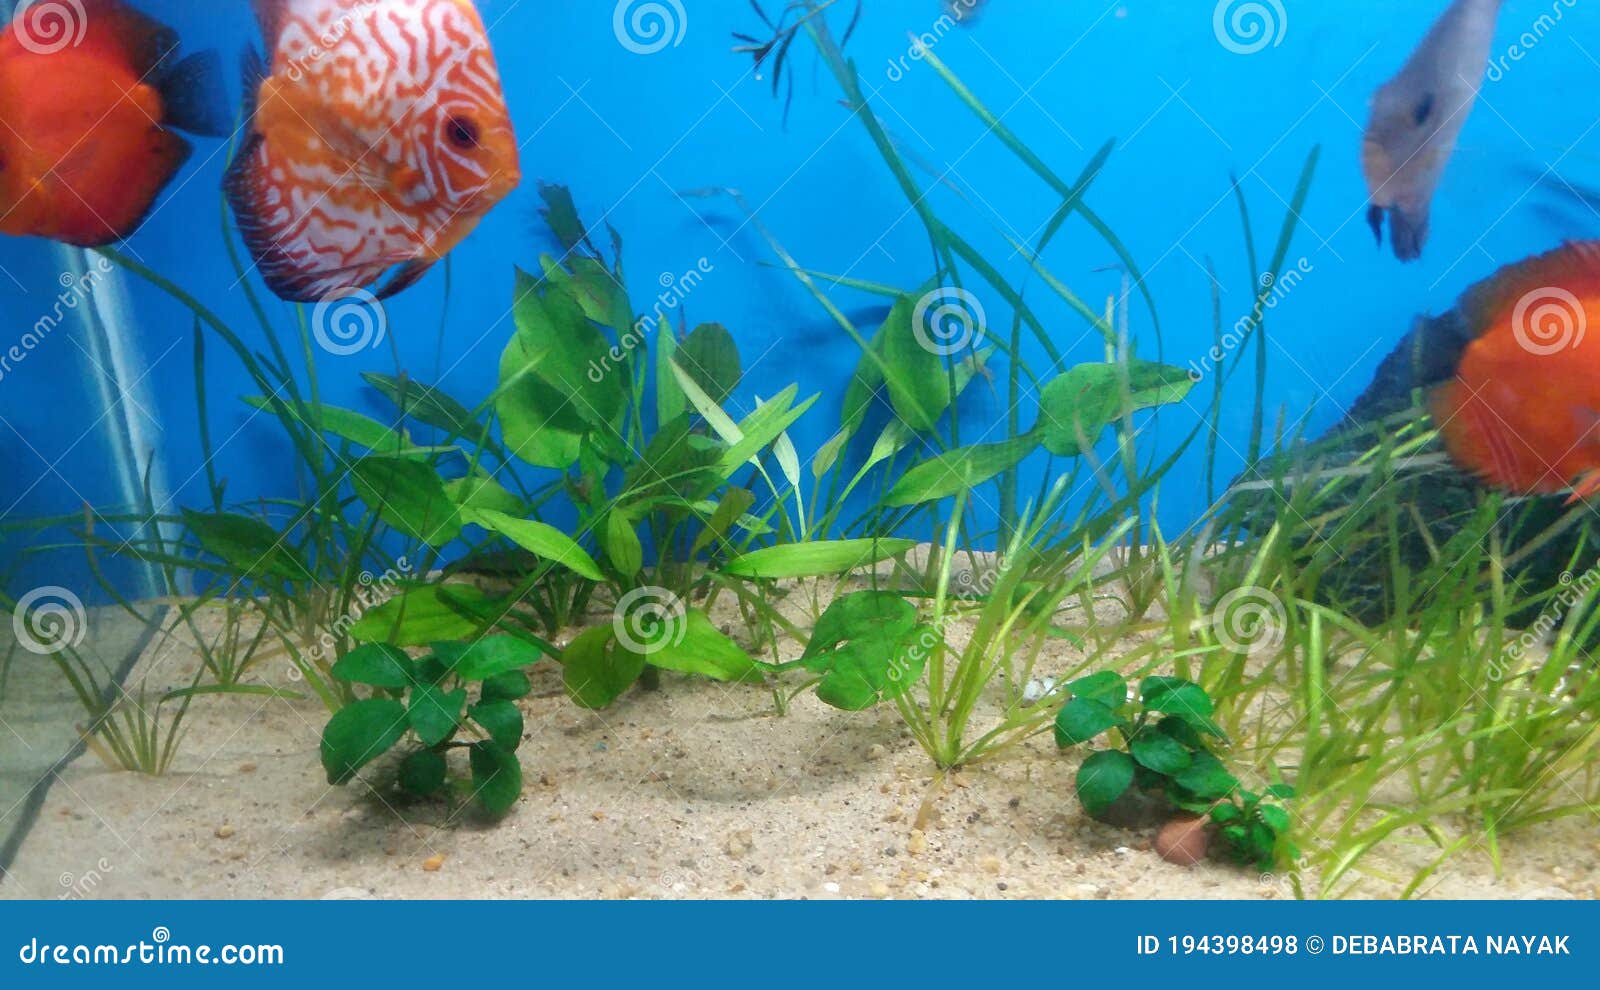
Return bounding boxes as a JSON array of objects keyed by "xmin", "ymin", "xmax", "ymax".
[{"xmin": 3, "ymin": 576, "xmax": 1597, "ymax": 901}]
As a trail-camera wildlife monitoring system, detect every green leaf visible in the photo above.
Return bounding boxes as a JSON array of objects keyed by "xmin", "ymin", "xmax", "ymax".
[
  {"xmin": 350, "ymin": 455, "xmax": 463, "ymax": 545},
  {"xmin": 605, "ymin": 511, "xmax": 644, "ymax": 579},
  {"xmin": 468, "ymin": 742, "xmax": 522, "ymax": 816},
  {"xmin": 642, "ymin": 610, "xmax": 761, "ymax": 682},
  {"xmin": 480, "ymin": 670, "xmax": 531, "ymax": 703},
  {"xmin": 878, "ymin": 294, "xmax": 951, "ymax": 432},
  {"xmin": 363, "ymin": 372, "xmax": 500, "ymax": 455},
  {"xmin": 444, "ymin": 472, "xmax": 525, "ymax": 516},
  {"xmin": 460, "ymin": 507, "xmax": 605, "ymax": 582},
  {"xmin": 1035, "ymin": 360, "xmax": 1194, "ymax": 457},
  {"xmin": 398, "ymin": 749, "xmax": 447, "ymax": 796},
  {"xmin": 656, "ymin": 323, "xmax": 686, "ymax": 426},
  {"xmin": 537, "ymin": 183, "xmax": 589, "ymax": 254},
  {"xmin": 724, "ymin": 538, "xmax": 918, "ymax": 579},
  {"xmin": 803, "ymin": 592, "xmax": 917, "ymax": 660},
  {"xmin": 884, "ymin": 437, "xmax": 1035, "ymax": 506},
  {"xmin": 330, "ymin": 644, "xmax": 415, "ymax": 689},
  {"xmin": 469, "ymin": 700, "xmax": 524, "ymax": 750},
  {"xmin": 509, "ymin": 270, "xmax": 624, "ymax": 429},
  {"xmin": 447, "ymin": 635, "xmax": 542, "ymax": 681},
  {"xmin": 1075, "ymin": 749, "xmax": 1136, "ymax": 816},
  {"xmin": 1171, "ymin": 752, "xmax": 1239, "ymax": 801},
  {"xmin": 408, "ymin": 685, "xmax": 466, "ymax": 748},
  {"xmin": 812, "ymin": 627, "xmax": 932, "ymax": 711},
  {"xmin": 1266, "ymin": 782, "xmax": 1296, "ymax": 799},
  {"xmin": 561, "ymin": 625, "xmax": 646, "ymax": 709},
  {"xmin": 1211, "ymin": 802, "xmax": 1243, "ymax": 824},
  {"xmin": 351, "ymin": 584, "xmax": 492, "ymax": 647},
  {"xmin": 542, "ymin": 255, "xmax": 633, "ymax": 335},
  {"xmin": 181, "ymin": 510, "xmax": 307, "ymax": 582},
  {"xmin": 1067, "ymin": 670, "xmax": 1128, "ymax": 709},
  {"xmin": 321, "ymin": 699, "xmax": 408, "ymax": 784},
  {"xmin": 495, "ymin": 335, "xmax": 584, "ymax": 470},
  {"xmin": 1053, "ymin": 697, "xmax": 1123, "ymax": 747},
  {"xmin": 243, "ymin": 397, "xmax": 411, "ymax": 455},
  {"xmin": 1140, "ymin": 677, "xmax": 1225, "ymax": 736},
  {"xmin": 677, "ymin": 323, "xmax": 741, "ymax": 404},
  {"xmin": 691, "ymin": 487, "xmax": 756, "ymax": 557},
  {"xmin": 1258, "ymin": 804, "xmax": 1291, "ymax": 835},
  {"xmin": 1130, "ymin": 732, "xmax": 1194, "ymax": 775}
]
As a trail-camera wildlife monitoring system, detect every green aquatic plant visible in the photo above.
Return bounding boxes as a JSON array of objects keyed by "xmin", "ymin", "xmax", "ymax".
[
  {"xmin": 320, "ymin": 637, "xmax": 539, "ymax": 816},
  {"xmin": 1053, "ymin": 672, "xmax": 1234, "ymax": 819}
]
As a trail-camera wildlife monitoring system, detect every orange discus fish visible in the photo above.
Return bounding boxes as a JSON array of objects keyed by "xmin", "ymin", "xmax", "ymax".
[
  {"xmin": 226, "ymin": 0, "xmax": 522, "ymax": 302},
  {"xmin": 1430, "ymin": 242, "xmax": 1600, "ymax": 503},
  {"xmin": 0, "ymin": 0, "xmax": 226, "ymax": 247}
]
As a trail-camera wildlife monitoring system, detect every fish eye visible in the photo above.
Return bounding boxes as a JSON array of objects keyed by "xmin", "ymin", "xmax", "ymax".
[{"xmin": 445, "ymin": 116, "xmax": 482, "ymax": 151}]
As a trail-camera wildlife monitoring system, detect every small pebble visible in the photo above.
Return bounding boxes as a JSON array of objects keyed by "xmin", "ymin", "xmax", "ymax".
[
  {"xmin": 214, "ymin": 824, "xmax": 235, "ymax": 839},
  {"xmin": 724, "ymin": 830, "xmax": 754, "ymax": 859},
  {"xmin": 823, "ymin": 881, "xmax": 841, "ymax": 894},
  {"xmin": 422, "ymin": 855, "xmax": 445, "ymax": 872},
  {"xmin": 979, "ymin": 855, "xmax": 1002, "ymax": 874},
  {"xmin": 237, "ymin": 763, "xmax": 256, "ymax": 774},
  {"xmin": 1155, "ymin": 815, "xmax": 1212, "ymax": 867},
  {"xmin": 868, "ymin": 881, "xmax": 891, "ymax": 898},
  {"xmin": 907, "ymin": 829, "xmax": 928, "ymax": 856}
]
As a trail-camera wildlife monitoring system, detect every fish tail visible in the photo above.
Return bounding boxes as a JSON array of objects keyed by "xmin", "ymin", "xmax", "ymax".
[
  {"xmin": 1387, "ymin": 206, "xmax": 1430, "ymax": 263},
  {"xmin": 158, "ymin": 50, "xmax": 232, "ymax": 139}
]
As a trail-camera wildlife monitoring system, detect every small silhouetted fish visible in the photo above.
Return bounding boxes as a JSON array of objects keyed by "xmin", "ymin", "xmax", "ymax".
[
  {"xmin": 943, "ymin": 0, "xmax": 989, "ymax": 25},
  {"xmin": 1363, "ymin": 0, "xmax": 1504, "ymax": 261}
]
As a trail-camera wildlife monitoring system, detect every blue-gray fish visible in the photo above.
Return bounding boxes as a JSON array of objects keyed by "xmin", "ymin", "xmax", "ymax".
[{"xmin": 1363, "ymin": 0, "xmax": 1503, "ymax": 262}]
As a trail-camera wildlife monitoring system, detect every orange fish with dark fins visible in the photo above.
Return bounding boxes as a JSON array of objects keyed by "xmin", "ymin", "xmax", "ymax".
[
  {"xmin": 226, "ymin": 0, "xmax": 521, "ymax": 303},
  {"xmin": 0, "ymin": 0, "xmax": 227, "ymax": 247},
  {"xmin": 1431, "ymin": 242, "xmax": 1600, "ymax": 502}
]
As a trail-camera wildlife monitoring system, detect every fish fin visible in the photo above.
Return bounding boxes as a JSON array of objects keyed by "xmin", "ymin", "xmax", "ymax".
[
  {"xmin": 375, "ymin": 260, "xmax": 438, "ymax": 300},
  {"xmin": 1387, "ymin": 205, "xmax": 1429, "ymax": 263},
  {"xmin": 250, "ymin": 0, "xmax": 287, "ymax": 47},
  {"xmin": 158, "ymin": 50, "xmax": 231, "ymax": 138},
  {"xmin": 1367, "ymin": 205, "xmax": 1386, "ymax": 247},
  {"xmin": 1567, "ymin": 470, "xmax": 1600, "ymax": 504},
  {"xmin": 1455, "ymin": 240, "xmax": 1600, "ymax": 338},
  {"xmin": 1429, "ymin": 378, "xmax": 1549, "ymax": 495}
]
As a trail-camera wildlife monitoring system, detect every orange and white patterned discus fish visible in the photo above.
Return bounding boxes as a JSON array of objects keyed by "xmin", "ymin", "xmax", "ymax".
[{"xmin": 226, "ymin": 0, "xmax": 521, "ymax": 302}]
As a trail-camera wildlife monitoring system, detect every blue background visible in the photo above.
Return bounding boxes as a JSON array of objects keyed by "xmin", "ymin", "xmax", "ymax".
[{"xmin": 3, "ymin": 0, "xmax": 1598, "ymax": 598}]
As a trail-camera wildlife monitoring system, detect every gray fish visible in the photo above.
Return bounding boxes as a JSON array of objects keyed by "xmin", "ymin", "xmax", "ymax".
[{"xmin": 1363, "ymin": 0, "xmax": 1504, "ymax": 261}]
